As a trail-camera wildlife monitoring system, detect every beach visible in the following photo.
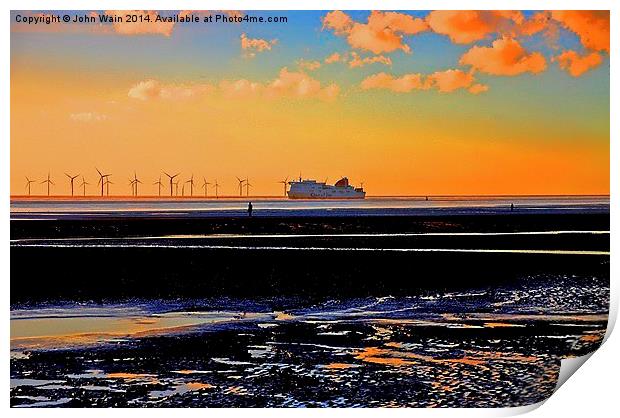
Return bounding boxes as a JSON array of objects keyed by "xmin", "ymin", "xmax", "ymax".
[
  {"xmin": 11, "ymin": 207, "xmax": 609, "ymax": 302},
  {"xmin": 9, "ymin": 197, "xmax": 610, "ymax": 407}
]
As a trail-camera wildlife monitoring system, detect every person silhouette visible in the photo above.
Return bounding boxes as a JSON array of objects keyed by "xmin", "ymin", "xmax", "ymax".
[
  {"xmin": 248, "ymin": 201, "xmax": 253, "ymax": 217},
  {"xmin": 510, "ymin": 203, "xmax": 514, "ymax": 212}
]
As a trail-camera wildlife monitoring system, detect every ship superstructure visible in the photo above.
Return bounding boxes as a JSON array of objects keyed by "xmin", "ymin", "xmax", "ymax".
[{"xmin": 287, "ymin": 177, "xmax": 365, "ymax": 199}]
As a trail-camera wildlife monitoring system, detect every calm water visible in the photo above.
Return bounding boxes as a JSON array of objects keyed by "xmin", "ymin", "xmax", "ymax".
[{"xmin": 10, "ymin": 196, "xmax": 610, "ymax": 219}]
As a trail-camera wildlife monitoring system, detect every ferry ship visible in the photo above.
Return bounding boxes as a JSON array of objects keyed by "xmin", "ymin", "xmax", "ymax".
[{"xmin": 287, "ymin": 177, "xmax": 366, "ymax": 199}]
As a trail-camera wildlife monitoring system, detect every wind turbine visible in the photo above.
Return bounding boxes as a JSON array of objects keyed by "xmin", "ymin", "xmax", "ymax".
[
  {"xmin": 202, "ymin": 178, "xmax": 210, "ymax": 197},
  {"xmin": 79, "ymin": 176, "xmax": 89, "ymax": 196},
  {"xmin": 154, "ymin": 176, "xmax": 164, "ymax": 197},
  {"xmin": 163, "ymin": 172, "xmax": 179, "ymax": 197},
  {"xmin": 129, "ymin": 172, "xmax": 142, "ymax": 196},
  {"xmin": 236, "ymin": 177, "xmax": 245, "ymax": 197},
  {"xmin": 65, "ymin": 173, "xmax": 80, "ymax": 197},
  {"xmin": 244, "ymin": 178, "xmax": 252, "ymax": 197},
  {"xmin": 96, "ymin": 168, "xmax": 111, "ymax": 197},
  {"xmin": 278, "ymin": 177, "xmax": 289, "ymax": 197},
  {"xmin": 25, "ymin": 177, "xmax": 36, "ymax": 196},
  {"xmin": 41, "ymin": 172, "xmax": 54, "ymax": 196},
  {"xmin": 185, "ymin": 174, "xmax": 195, "ymax": 197},
  {"xmin": 104, "ymin": 178, "xmax": 113, "ymax": 196},
  {"xmin": 213, "ymin": 179, "xmax": 220, "ymax": 198},
  {"xmin": 181, "ymin": 183, "xmax": 185, "ymax": 197}
]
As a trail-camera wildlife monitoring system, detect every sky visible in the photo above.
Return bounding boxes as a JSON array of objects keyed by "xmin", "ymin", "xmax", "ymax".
[{"xmin": 10, "ymin": 10, "xmax": 610, "ymax": 196}]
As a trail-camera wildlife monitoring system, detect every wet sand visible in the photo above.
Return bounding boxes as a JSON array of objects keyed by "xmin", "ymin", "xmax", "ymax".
[
  {"xmin": 10, "ymin": 305, "xmax": 607, "ymax": 407},
  {"xmin": 10, "ymin": 213, "xmax": 610, "ymax": 240},
  {"xmin": 10, "ymin": 211, "xmax": 610, "ymax": 407},
  {"xmin": 10, "ymin": 213, "xmax": 609, "ymax": 303}
]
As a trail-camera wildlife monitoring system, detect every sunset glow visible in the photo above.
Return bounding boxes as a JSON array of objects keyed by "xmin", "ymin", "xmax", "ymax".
[{"xmin": 10, "ymin": 10, "xmax": 610, "ymax": 196}]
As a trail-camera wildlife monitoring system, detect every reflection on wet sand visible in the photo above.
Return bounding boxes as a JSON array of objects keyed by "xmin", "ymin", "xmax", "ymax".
[
  {"xmin": 579, "ymin": 333, "xmax": 603, "ymax": 343},
  {"xmin": 441, "ymin": 313, "xmax": 608, "ymax": 323},
  {"xmin": 322, "ymin": 363, "xmax": 359, "ymax": 370},
  {"xmin": 10, "ymin": 313, "xmax": 605, "ymax": 407},
  {"xmin": 11, "ymin": 311, "xmax": 273, "ymax": 351},
  {"xmin": 172, "ymin": 370, "xmax": 211, "ymax": 375},
  {"xmin": 11, "ymin": 308, "xmax": 607, "ymax": 354},
  {"xmin": 106, "ymin": 373, "xmax": 158, "ymax": 381},
  {"xmin": 185, "ymin": 382, "xmax": 214, "ymax": 390},
  {"xmin": 10, "ymin": 276, "xmax": 608, "ymax": 407},
  {"xmin": 483, "ymin": 322, "xmax": 525, "ymax": 328},
  {"xmin": 356, "ymin": 344, "xmax": 489, "ymax": 369}
]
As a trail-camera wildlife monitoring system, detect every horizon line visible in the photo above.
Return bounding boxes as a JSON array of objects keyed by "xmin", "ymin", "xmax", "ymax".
[{"xmin": 9, "ymin": 194, "xmax": 611, "ymax": 200}]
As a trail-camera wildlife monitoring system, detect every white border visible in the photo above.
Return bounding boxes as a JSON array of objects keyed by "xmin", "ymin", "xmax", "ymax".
[{"xmin": 3, "ymin": 1, "xmax": 617, "ymax": 416}]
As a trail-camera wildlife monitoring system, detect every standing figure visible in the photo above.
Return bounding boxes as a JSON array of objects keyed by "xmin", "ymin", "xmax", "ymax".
[{"xmin": 248, "ymin": 201, "xmax": 253, "ymax": 217}]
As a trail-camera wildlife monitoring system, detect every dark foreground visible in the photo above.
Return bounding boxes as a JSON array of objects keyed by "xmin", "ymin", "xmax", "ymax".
[
  {"xmin": 10, "ymin": 213, "xmax": 610, "ymax": 302},
  {"xmin": 10, "ymin": 213, "xmax": 610, "ymax": 407}
]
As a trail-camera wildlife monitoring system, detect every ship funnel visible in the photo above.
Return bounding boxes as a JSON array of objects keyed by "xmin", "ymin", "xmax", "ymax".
[{"xmin": 335, "ymin": 177, "xmax": 349, "ymax": 187}]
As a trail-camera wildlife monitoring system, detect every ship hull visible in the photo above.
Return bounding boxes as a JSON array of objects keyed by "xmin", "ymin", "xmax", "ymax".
[
  {"xmin": 287, "ymin": 194, "xmax": 366, "ymax": 199},
  {"xmin": 287, "ymin": 178, "xmax": 366, "ymax": 199}
]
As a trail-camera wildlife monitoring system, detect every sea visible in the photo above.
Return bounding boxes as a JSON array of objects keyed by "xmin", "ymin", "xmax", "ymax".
[{"xmin": 9, "ymin": 195, "xmax": 610, "ymax": 219}]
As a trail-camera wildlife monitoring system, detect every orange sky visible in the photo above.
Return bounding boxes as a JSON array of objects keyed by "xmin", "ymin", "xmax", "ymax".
[{"xmin": 10, "ymin": 10, "xmax": 610, "ymax": 196}]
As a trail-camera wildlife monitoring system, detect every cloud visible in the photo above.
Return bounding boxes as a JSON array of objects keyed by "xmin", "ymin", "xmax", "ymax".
[
  {"xmin": 322, "ymin": 10, "xmax": 428, "ymax": 54},
  {"xmin": 468, "ymin": 83, "xmax": 490, "ymax": 95},
  {"xmin": 128, "ymin": 79, "xmax": 215, "ymax": 101},
  {"xmin": 426, "ymin": 11, "xmax": 524, "ymax": 44},
  {"xmin": 360, "ymin": 69, "xmax": 485, "ymax": 94},
  {"xmin": 218, "ymin": 69, "xmax": 340, "ymax": 102},
  {"xmin": 459, "ymin": 37, "xmax": 546, "ymax": 76},
  {"xmin": 361, "ymin": 72, "xmax": 426, "ymax": 93},
  {"xmin": 220, "ymin": 68, "xmax": 340, "ymax": 101},
  {"xmin": 324, "ymin": 51, "xmax": 392, "ymax": 68},
  {"xmin": 266, "ymin": 68, "xmax": 340, "ymax": 101},
  {"xmin": 518, "ymin": 11, "xmax": 550, "ymax": 36},
  {"xmin": 325, "ymin": 52, "xmax": 344, "ymax": 64},
  {"xmin": 348, "ymin": 52, "xmax": 392, "ymax": 68},
  {"xmin": 517, "ymin": 11, "xmax": 560, "ymax": 49},
  {"xmin": 554, "ymin": 50, "xmax": 603, "ymax": 77},
  {"xmin": 219, "ymin": 79, "xmax": 264, "ymax": 99},
  {"xmin": 427, "ymin": 69, "xmax": 474, "ymax": 93},
  {"xmin": 69, "ymin": 112, "xmax": 108, "ymax": 122},
  {"xmin": 322, "ymin": 10, "xmax": 354, "ymax": 35},
  {"xmin": 240, "ymin": 33, "xmax": 277, "ymax": 58},
  {"xmin": 104, "ymin": 11, "xmax": 175, "ymax": 36},
  {"xmin": 551, "ymin": 11, "xmax": 609, "ymax": 53},
  {"xmin": 297, "ymin": 59, "xmax": 322, "ymax": 71},
  {"xmin": 363, "ymin": 10, "xmax": 429, "ymax": 35},
  {"xmin": 130, "ymin": 69, "xmax": 340, "ymax": 102}
]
